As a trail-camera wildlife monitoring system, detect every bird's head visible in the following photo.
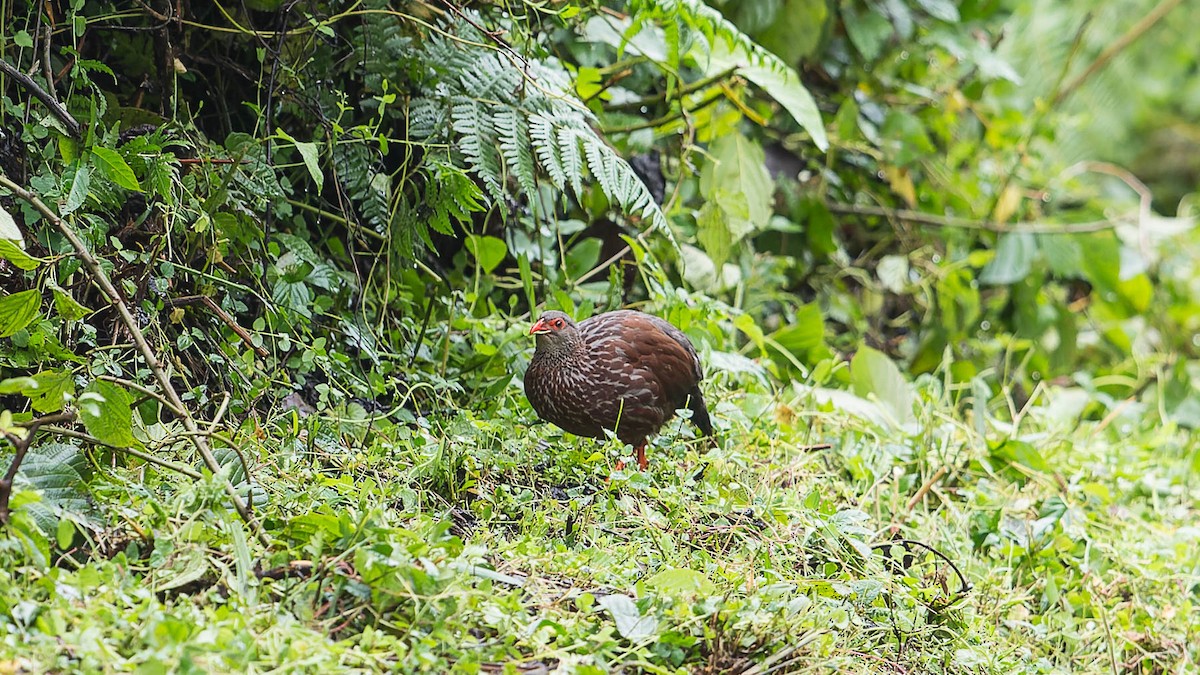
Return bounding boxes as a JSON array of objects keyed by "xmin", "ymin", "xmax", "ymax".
[{"xmin": 529, "ymin": 310, "xmax": 580, "ymax": 354}]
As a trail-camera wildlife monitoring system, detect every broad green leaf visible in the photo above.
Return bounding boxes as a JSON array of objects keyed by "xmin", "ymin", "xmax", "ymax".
[
  {"xmin": 696, "ymin": 201, "xmax": 734, "ymax": 269},
  {"xmin": 755, "ymin": 0, "xmax": 828, "ymax": 62},
  {"xmin": 597, "ymin": 594, "xmax": 658, "ymax": 642},
  {"xmin": 466, "ymin": 235, "xmax": 507, "ymax": 275},
  {"xmin": 915, "ymin": 0, "xmax": 960, "ymax": 22},
  {"xmin": 703, "ymin": 39, "xmax": 827, "ymax": 150},
  {"xmin": 0, "ymin": 239, "xmax": 40, "ymax": 270},
  {"xmin": 700, "ymin": 133, "xmax": 772, "ymax": 232},
  {"xmin": 646, "ymin": 568, "xmax": 716, "ymax": 595},
  {"xmin": 565, "ymin": 237, "xmax": 603, "ymax": 281},
  {"xmin": 63, "ymin": 164, "xmax": 90, "ymax": 215},
  {"xmin": 25, "ymin": 370, "xmax": 76, "ymax": 413},
  {"xmin": 0, "ymin": 376, "xmax": 38, "ymax": 394},
  {"xmin": 1078, "ymin": 232, "xmax": 1121, "ymax": 295},
  {"xmin": 1163, "ymin": 360, "xmax": 1200, "ymax": 428},
  {"xmin": 979, "ymin": 232, "xmax": 1036, "ymax": 285},
  {"xmin": 48, "ymin": 281, "xmax": 91, "ymax": 321},
  {"xmin": 294, "ymin": 140, "xmax": 324, "ymax": 193},
  {"xmin": 881, "ymin": 111, "xmax": 936, "ymax": 166},
  {"xmin": 0, "ymin": 205, "xmax": 25, "ymax": 243},
  {"xmin": 1039, "ymin": 233, "xmax": 1084, "ymax": 277},
  {"xmin": 843, "ymin": 6, "xmax": 892, "ymax": 61},
  {"xmin": 990, "ymin": 439, "xmax": 1051, "ymax": 474},
  {"xmin": 91, "ymin": 147, "xmax": 142, "ymax": 191},
  {"xmin": 272, "ymin": 279, "xmax": 313, "ymax": 318},
  {"xmin": 850, "ymin": 347, "xmax": 915, "ymax": 428},
  {"xmin": 79, "ymin": 380, "xmax": 136, "ymax": 447},
  {"xmin": 767, "ymin": 303, "xmax": 826, "ymax": 368},
  {"xmin": 0, "ymin": 289, "xmax": 41, "ymax": 337},
  {"xmin": 8, "ymin": 442, "xmax": 94, "ymax": 535}
]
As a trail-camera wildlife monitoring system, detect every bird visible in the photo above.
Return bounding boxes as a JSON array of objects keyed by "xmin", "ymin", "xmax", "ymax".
[{"xmin": 523, "ymin": 309, "xmax": 714, "ymax": 471}]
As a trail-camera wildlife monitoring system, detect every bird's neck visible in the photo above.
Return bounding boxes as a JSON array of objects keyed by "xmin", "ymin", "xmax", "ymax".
[{"xmin": 533, "ymin": 335, "xmax": 585, "ymax": 368}]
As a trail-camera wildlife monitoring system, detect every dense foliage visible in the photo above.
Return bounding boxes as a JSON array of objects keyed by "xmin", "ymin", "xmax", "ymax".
[{"xmin": 1, "ymin": 0, "xmax": 1197, "ymax": 672}]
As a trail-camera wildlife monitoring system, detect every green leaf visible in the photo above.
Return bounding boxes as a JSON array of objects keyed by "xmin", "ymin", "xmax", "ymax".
[
  {"xmin": 91, "ymin": 147, "xmax": 142, "ymax": 191},
  {"xmin": 0, "ymin": 207, "xmax": 37, "ymax": 270},
  {"xmin": 0, "ymin": 289, "xmax": 41, "ymax": 338},
  {"xmin": 990, "ymin": 439, "xmax": 1051, "ymax": 474},
  {"xmin": 48, "ymin": 281, "xmax": 91, "ymax": 321},
  {"xmin": 646, "ymin": 568, "xmax": 716, "ymax": 595},
  {"xmin": 767, "ymin": 303, "xmax": 826, "ymax": 368},
  {"xmin": 755, "ymin": 0, "xmax": 829, "ymax": 62},
  {"xmin": 700, "ymin": 133, "xmax": 772, "ymax": 231},
  {"xmin": 63, "ymin": 164, "xmax": 90, "ymax": 215},
  {"xmin": 842, "ymin": 6, "xmax": 892, "ymax": 61},
  {"xmin": 466, "ymin": 235, "xmax": 507, "ymax": 275},
  {"xmin": 0, "ymin": 239, "xmax": 40, "ymax": 270},
  {"xmin": 915, "ymin": 0, "xmax": 960, "ymax": 22},
  {"xmin": 0, "ymin": 376, "xmax": 38, "ymax": 394},
  {"xmin": 850, "ymin": 346, "xmax": 915, "ymax": 427},
  {"xmin": 565, "ymin": 238, "xmax": 603, "ymax": 281},
  {"xmin": 7, "ymin": 442, "xmax": 93, "ymax": 535},
  {"xmin": 598, "ymin": 594, "xmax": 658, "ymax": 642},
  {"xmin": 696, "ymin": 201, "xmax": 734, "ymax": 270},
  {"xmin": 79, "ymin": 380, "xmax": 136, "ymax": 447},
  {"xmin": 881, "ymin": 111, "xmax": 936, "ymax": 165},
  {"xmin": 295, "ymin": 140, "xmax": 325, "ymax": 193},
  {"xmin": 1163, "ymin": 360, "xmax": 1200, "ymax": 428},
  {"xmin": 703, "ymin": 39, "xmax": 827, "ymax": 151},
  {"xmin": 979, "ymin": 232, "xmax": 1036, "ymax": 285},
  {"xmin": 25, "ymin": 370, "xmax": 76, "ymax": 413}
]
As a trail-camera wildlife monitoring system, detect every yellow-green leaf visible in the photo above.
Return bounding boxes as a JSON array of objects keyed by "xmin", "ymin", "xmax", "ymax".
[
  {"xmin": 91, "ymin": 147, "xmax": 142, "ymax": 192},
  {"xmin": 80, "ymin": 380, "xmax": 136, "ymax": 447},
  {"xmin": 0, "ymin": 289, "xmax": 41, "ymax": 337}
]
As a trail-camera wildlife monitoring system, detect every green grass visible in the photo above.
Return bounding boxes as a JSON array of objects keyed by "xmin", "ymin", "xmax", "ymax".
[{"xmin": 2, "ymin": 369, "xmax": 1198, "ymax": 674}]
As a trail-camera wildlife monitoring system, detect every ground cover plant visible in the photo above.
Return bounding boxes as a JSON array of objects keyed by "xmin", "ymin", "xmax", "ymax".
[{"xmin": 1, "ymin": 0, "xmax": 1198, "ymax": 672}]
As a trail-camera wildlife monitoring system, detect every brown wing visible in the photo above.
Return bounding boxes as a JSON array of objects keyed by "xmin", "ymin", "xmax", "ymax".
[{"xmin": 579, "ymin": 310, "xmax": 704, "ymax": 445}]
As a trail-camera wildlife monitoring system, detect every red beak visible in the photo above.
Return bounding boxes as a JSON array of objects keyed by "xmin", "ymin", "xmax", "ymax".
[{"xmin": 529, "ymin": 318, "xmax": 550, "ymax": 335}]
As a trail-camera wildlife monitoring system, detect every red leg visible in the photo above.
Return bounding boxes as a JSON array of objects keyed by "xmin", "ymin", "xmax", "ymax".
[{"xmin": 636, "ymin": 443, "xmax": 648, "ymax": 471}]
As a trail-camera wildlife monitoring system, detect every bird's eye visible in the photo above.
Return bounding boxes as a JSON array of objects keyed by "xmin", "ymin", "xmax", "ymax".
[{"xmin": 553, "ymin": 319, "xmax": 564, "ymax": 328}]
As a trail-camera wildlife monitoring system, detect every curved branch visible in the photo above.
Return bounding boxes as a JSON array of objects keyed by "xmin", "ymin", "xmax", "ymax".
[
  {"xmin": 0, "ymin": 174, "xmax": 270, "ymax": 546},
  {"xmin": 0, "ymin": 59, "xmax": 81, "ymax": 138}
]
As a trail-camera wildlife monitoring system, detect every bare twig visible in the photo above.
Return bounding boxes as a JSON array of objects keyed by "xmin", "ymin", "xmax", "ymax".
[
  {"xmin": 163, "ymin": 294, "xmax": 270, "ymax": 358},
  {"xmin": 41, "ymin": 426, "xmax": 203, "ymax": 479},
  {"xmin": 1, "ymin": 412, "xmax": 78, "ymax": 524},
  {"xmin": 0, "ymin": 174, "xmax": 270, "ymax": 546},
  {"xmin": 0, "ymin": 58, "xmax": 81, "ymax": 138},
  {"xmin": 826, "ymin": 202, "xmax": 1120, "ymax": 234},
  {"xmin": 98, "ymin": 375, "xmax": 187, "ymax": 418},
  {"xmin": 1055, "ymin": 0, "xmax": 1186, "ymax": 106}
]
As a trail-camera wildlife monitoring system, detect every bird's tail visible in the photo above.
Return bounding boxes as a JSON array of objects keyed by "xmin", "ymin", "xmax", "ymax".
[{"xmin": 687, "ymin": 386, "xmax": 716, "ymax": 445}]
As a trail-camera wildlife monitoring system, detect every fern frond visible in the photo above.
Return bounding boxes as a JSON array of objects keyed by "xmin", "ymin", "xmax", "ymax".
[
  {"xmin": 451, "ymin": 97, "xmax": 504, "ymax": 201},
  {"xmin": 556, "ymin": 126, "xmax": 584, "ymax": 198},
  {"xmin": 529, "ymin": 113, "xmax": 566, "ymax": 189},
  {"xmin": 459, "ymin": 52, "xmax": 522, "ymax": 100},
  {"xmin": 495, "ymin": 108, "xmax": 538, "ymax": 199},
  {"xmin": 626, "ymin": 0, "xmax": 827, "ymax": 150}
]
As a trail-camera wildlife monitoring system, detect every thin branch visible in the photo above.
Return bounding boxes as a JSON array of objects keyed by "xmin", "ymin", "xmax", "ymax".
[
  {"xmin": 0, "ymin": 58, "xmax": 82, "ymax": 137},
  {"xmin": 41, "ymin": 426, "xmax": 203, "ymax": 479},
  {"xmin": 163, "ymin": 294, "xmax": 270, "ymax": 359},
  {"xmin": 1055, "ymin": 0, "xmax": 1186, "ymax": 106},
  {"xmin": 1, "ymin": 412, "xmax": 78, "ymax": 524},
  {"xmin": 0, "ymin": 174, "xmax": 270, "ymax": 546},
  {"xmin": 826, "ymin": 202, "xmax": 1120, "ymax": 234},
  {"xmin": 97, "ymin": 375, "xmax": 186, "ymax": 418},
  {"xmin": 606, "ymin": 67, "xmax": 737, "ymax": 112}
]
